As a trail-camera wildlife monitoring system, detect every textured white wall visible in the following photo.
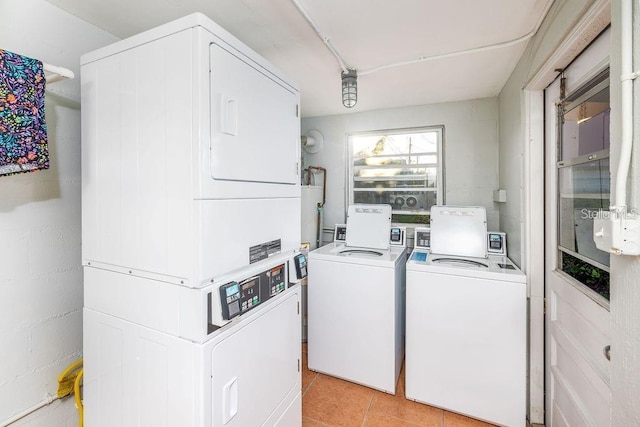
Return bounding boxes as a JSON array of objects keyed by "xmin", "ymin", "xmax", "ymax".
[
  {"xmin": 0, "ymin": 1, "xmax": 117, "ymax": 424},
  {"xmin": 301, "ymin": 98, "xmax": 500, "ymax": 233},
  {"xmin": 498, "ymin": 0, "xmax": 601, "ymax": 268}
]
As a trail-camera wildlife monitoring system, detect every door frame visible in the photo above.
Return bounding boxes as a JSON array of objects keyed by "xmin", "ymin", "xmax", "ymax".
[{"xmin": 522, "ymin": 1, "xmax": 611, "ymax": 423}]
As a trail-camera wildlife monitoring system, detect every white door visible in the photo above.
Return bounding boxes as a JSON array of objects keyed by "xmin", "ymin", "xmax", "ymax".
[{"xmin": 544, "ymin": 30, "xmax": 611, "ymax": 426}]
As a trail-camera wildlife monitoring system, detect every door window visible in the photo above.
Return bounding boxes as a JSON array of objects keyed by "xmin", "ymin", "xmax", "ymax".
[{"xmin": 557, "ymin": 72, "xmax": 610, "ymax": 299}]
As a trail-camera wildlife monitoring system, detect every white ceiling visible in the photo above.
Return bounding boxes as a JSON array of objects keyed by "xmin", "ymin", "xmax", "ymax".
[{"xmin": 45, "ymin": 0, "xmax": 553, "ymax": 117}]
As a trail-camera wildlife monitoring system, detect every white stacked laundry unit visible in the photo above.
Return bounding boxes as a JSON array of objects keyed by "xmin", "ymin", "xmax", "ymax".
[{"xmin": 81, "ymin": 13, "xmax": 304, "ymax": 427}]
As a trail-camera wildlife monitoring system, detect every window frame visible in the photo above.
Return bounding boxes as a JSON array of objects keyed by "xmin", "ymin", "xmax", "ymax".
[
  {"xmin": 555, "ymin": 72, "xmax": 611, "ymax": 300},
  {"xmin": 346, "ymin": 126, "xmax": 445, "ymax": 224}
]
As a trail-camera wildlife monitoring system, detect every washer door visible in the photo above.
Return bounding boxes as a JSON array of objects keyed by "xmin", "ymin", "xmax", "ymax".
[{"xmin": 429, "ymin": 206, "xmax": 488, "ymax": 258}]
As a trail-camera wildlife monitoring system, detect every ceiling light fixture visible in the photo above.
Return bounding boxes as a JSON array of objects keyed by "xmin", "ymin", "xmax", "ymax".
[
  {"xmin": 290, "ymin": 0, "xmax": 358, "ymax": 109},
  {"xmin": 341, "ymin": 69, "xmax": 357, "ymax": 108}
]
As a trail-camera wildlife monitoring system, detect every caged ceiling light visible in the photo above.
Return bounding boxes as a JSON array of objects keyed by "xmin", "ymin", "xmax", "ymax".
[{"xmin": 341, "ymin": 69, "xmax": 357, "ymax": 108}]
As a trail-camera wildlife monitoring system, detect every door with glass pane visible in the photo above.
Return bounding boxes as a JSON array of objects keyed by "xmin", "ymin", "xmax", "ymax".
[{"xmin": 544, "ymin": 60, "xmax": 611, "ymax": 425}]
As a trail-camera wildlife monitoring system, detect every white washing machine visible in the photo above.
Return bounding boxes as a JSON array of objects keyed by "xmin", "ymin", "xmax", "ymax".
[
  {"xmin": 405, "ymin": 207, "xmax": 526, "ymax": 427},
  {"xmin": 307, "ymin": 205, "xmax": 407, "ymax": 394}
]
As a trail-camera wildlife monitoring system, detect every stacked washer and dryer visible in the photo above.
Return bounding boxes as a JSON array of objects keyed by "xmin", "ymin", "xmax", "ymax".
[
  {"xmin": 81, "ymin": 14, "xmax": 305, "ymax": 426},
  {"xmin": 405, "ymin": 206, "xmax": 526, "ymax": 427}
]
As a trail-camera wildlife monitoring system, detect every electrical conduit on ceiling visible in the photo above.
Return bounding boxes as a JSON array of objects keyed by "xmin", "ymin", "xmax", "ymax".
[
  {"xmin": 289, "ymin": 0, "xmax": 556, "ymax": 77},
  {"xmin": 289, "ymin": 0, "xmax": 349, "ymax": 73}
]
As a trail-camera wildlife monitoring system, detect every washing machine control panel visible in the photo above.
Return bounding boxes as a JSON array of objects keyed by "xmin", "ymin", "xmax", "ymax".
[
  {"xmin": 334, "ymin": 224, "xmax": 407, "ymax": 246},
  {"xmin": 414, "ymin": 228, "xmax": 506, "ymax": 255},
  {"xmin": 218, "ymin": 263, "xmax": 287, "ymax": 322},
  {"xmin": 487, "ymin": 232, "xmax": 506, "ymax": 255},
  {"xmin": 334, "ymin": 224, "xmax": 347, "ymax": 242},
  {"xmin": 293, "ymin": 253, "xmax": 308, "ymax": 279},
  {"xmin": 389, "ymin": 226, "xmax": 407, "ymax": 247},
  {"xmin": 414, "ymin": 227, "xmax": 431, "ymax": 249}
]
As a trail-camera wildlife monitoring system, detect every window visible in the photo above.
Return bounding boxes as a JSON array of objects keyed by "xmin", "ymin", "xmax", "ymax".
[
  {"xmin": 348, "ymin": 127, "xmax": 444, "ymax": 224},
  {"xmin": 557, "ymin": 71, "xmax": 610, "ymax": 300}
]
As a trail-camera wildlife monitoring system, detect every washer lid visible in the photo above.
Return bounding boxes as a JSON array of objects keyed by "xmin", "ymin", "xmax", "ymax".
[
  {"xmin": 429, "ymin": 205, "xmax": 488, "ymax": 258},
  {"xmin": 345, "ymin": 204, "xmax": 392, "ymax": 250}
]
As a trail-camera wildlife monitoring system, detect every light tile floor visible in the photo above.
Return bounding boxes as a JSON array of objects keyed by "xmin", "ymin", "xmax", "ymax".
[{"xmin": 301, "ymin": 344, "xmax": 517, "ymax": 427}]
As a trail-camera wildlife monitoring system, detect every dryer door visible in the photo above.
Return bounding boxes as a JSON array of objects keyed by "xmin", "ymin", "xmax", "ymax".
[
  {"xmin": 211, "ymin": 291, "xmax": 301, "ymax": 426},
  {"xmin": 210, "ymin": 43, "xmax": 299, "ymax": 187}
]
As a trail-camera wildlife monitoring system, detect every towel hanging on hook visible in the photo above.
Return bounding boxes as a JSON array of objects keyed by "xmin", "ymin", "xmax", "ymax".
[{"xmin": 0, "ymin": 48, "xmax": 50, "ymax": 176}]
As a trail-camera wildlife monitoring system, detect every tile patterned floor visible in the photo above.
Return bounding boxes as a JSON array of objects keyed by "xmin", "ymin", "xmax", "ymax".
[{"xmin": 301, "ymin": 344, "xmax": 502, "ymax": 427}]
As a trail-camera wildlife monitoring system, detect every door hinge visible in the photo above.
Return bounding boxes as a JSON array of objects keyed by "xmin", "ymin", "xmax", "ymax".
[
  {"xmin": 297, "ymin": 301, "xmax": 300, "ymax": 315},
  {"xmin": 543, "ymin": 297, "xmax": 546, "ymax": 315},
  {"xmin": 297, "ymin": 358, "xmax": 300, "ymax": 372},
  {"xmin": 296, "ymin": 162, "xmax": 300, "ymax": 176},
  {"xmin": 296, "ymin": 104, "xmax": 299, "ymax": 117}
]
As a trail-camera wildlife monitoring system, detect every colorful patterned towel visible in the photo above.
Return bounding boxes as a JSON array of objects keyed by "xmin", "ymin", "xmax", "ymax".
[{"xmin": 0, "ymin": 49, "xmax": 49, "ymax": 176}]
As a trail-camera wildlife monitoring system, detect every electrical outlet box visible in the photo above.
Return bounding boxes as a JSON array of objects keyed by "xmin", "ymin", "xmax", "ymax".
[
  {"xmin": 594, "ymin": 211, "xmax": 640, "ymax": 255},
  {"xmin": 493, "ymin": 189, "xmax": 507, "ymax": 203}
]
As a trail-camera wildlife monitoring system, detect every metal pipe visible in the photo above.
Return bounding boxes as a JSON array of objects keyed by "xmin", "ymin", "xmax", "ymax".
[
  {"xmin": 306, "ymin": 166, "xmax": 326, "ymax": 206},
  {"xmin": 614, "ymin": 0, "xmax": 635, "ymax": 211},
  {"xmin": 306, "ymin": 166, "xmax": 327, "ymax": 248},
  {"xmin": 1, "ymin": 395, "xmax": 57, "ymax": 426}
]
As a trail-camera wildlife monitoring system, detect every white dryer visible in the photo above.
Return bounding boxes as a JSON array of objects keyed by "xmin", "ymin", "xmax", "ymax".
[
  {"xmin": 83, "ymin": 253, "xmax": 305, "ymax": 426},
  {"xmin": 405, "ymin": 206, "xmax": 526, "ymax": 427},
  {"xmin": 307, "ymin": 205, "xmax": 407, "ymax": 394},
  {"xmin": 81, "ymin": 12, "xmax": 302, "ymax": 288}
]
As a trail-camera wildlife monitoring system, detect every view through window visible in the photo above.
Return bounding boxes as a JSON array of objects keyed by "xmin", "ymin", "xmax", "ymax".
[
  {"xmin": 557, "ymin": 71, "xmax": 610, "ymax": 300},
  {"xmin": 348, "ymin": 127, "xmax": 444, "ymax": 224}
]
